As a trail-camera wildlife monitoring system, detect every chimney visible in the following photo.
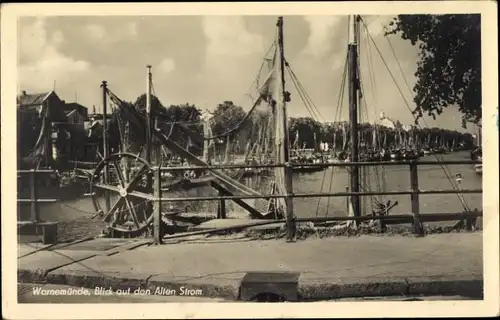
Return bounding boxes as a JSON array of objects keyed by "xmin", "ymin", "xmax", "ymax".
[{"xmin": 93, "ymin": 105, "xmax": 96, "ymax": 114}]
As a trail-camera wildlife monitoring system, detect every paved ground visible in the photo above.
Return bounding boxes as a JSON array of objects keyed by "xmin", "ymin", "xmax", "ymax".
[{"xmin": 17, "ymin": 232, "xmax": 483, "ymax": 302}]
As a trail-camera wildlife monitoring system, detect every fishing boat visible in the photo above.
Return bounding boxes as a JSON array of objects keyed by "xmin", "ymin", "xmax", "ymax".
[
  {"xmin": 470, "ymin": 123, "xmax": 482, "ymax": 175},
  {"xmin": 290, "ymin": 149, "xmax": 325, "ymax": 173},
  {"xmin": 289, "ymin": 135, "xmax": 326, "ymax": 173}
]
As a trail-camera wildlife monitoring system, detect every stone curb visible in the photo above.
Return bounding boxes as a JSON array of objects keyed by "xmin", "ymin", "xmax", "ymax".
[{"xmin": 17, "ymin": 267, "xmax": 483, "ymax": 301}]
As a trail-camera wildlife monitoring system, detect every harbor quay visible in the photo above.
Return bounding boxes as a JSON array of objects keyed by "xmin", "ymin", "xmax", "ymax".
[{"xmin": 17, "ymin": 231, "xmax": 483, "ymax": 302}]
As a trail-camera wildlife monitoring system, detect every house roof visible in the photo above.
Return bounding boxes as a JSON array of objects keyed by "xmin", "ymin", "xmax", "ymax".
[
  {"xmin": 89, "ymin": 114, "xmax": 112, "ymax": 121},
  {"xmin": 63, "ymin": 102, "xmax": 87, "ymax": 111},
  {"xmin": 17, "ymin": 90, "xmax": 69, "ymax": 122},
  {"xmin": 65, "ymin": 109, "xmax": 77, "ymax": 116},
  {"xmin": 17, "ymin": 91, "xmax": 52, "ymax": 107}
]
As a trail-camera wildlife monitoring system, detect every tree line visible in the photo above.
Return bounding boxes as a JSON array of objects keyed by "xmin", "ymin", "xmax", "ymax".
[{"xmin": 106, "ymin": 94, "xmax": 475, "ymax": 155}]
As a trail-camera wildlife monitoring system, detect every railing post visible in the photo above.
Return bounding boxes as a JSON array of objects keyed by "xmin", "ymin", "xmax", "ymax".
[
  {"xmin": 345, "ymin": 186, "xmax": 349, "ymax": 214},
  {"xmin": 29, "ymin": 169, "xmax": 39, "ymax": 222},
  {"xmin": 217, "ymin": 189, "xmax": 226, "ymax": 219},
  {"xmin": 285, "ymin": 163, "xmax": 296, "ymax": 242},
  {"xmin": 410, "ymin": 161, "xmax": 424, "ymax": 236},
  {"xmin": 153, "ymin": 167, "xmax": 162, "ymax": 244}
]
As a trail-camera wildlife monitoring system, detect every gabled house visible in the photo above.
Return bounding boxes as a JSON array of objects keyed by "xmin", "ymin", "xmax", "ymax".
[
  {"xmin": 17, "ymin": 91, "xmax": 67, "ymax": 121},
  {"xmin": 17, "ymin": 91, "xmax": 68, "ymax": 167},
  {"xmin": 59, "ymin": 102, "xmax": 90, "ymax": 161},
  {"xmin": 63, "ymin": 102, "xmax": 89, "ymax": 125},
  {"xmin": 82, "ymin": 112, "xmax": 116, "ymax": 162}
]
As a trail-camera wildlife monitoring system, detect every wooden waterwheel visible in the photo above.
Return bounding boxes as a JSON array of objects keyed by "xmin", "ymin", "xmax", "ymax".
[{"xmin": 90, "ymin": 152, "xmax": 155, "ymax": 234}]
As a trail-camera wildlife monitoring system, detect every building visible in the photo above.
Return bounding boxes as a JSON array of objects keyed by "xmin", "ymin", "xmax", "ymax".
[
  {"xmin": 60, "ymin": 102, "xmax": 90, "ymax": 161},
  {"xmin": 63, "ymin": 102, "xmax": 89, "ymax": 125},
  {"xmin": 83, "ymin": 111, "xmax": 117, "ymax": 161},
  {"xmin": 17, "ymin": 91, "xmax": 67, "ymax": 119},
  {"xmin": 17, "ymin": 91, "xmax": 68, "ymax": 167}
]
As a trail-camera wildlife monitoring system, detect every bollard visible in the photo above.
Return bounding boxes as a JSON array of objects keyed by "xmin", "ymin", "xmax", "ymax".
[{"xmin": 41, "ymin": 222, "xmax": 58, "ymax": 244}]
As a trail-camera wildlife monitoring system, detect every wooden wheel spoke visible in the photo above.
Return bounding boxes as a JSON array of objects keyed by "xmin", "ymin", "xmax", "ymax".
[
  {"xmin": 102, "ymin": 197, "xmax": 125, "ymax": 222},
  {"xmin": 94, "ymin": 183, "xmax": 120, "ymax": 193},
  {"xmin": 124, "ymin": 198, "xmax": 141, "ymax": 229},
  {"xmin": 126, "ymin": 164, "xmax": 149, "ymax": 191},
  {"xmin": 128, "ymin": 190, "xmax": 155, "ymax": 201},
  {"xmin": 92, "ymin": 153, "xmax": 153, "ymax": 234},
  {"xmin": 111, "ymin": 159, "xmax": 126, "ymax": 187}
]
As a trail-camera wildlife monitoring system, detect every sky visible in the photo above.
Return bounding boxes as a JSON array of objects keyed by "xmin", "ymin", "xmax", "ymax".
[{"xmin": 18, "ymin": 15, "xmax": 473, "ymax": 132}]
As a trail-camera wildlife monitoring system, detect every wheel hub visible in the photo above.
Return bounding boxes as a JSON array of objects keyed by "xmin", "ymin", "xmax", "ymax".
[{"xmin": 119, "ymin": 187, "xmax": 128, "ymax": 197}]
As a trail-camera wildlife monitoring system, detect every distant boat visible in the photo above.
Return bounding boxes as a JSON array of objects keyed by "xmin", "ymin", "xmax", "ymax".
[
  {"xmin": 474, "ymin": 155, "xmax": 483, "ymax": 175},
  {"xmin": 474, "ymin": 164, "xmax": 482, "ymax": 175}
]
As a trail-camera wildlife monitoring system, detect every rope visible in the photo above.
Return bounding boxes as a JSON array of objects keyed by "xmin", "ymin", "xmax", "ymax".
[
  {"xmin": 285, "ymin": 67, "xmax": 320, "ymax": 121},
  {"xmin": 361, "ymin": 27, "xmax": 387, "ymax": 206},
  {"xmin": 149, "ymin": 42, "xmax": 279, "ymax": 132},
  {"xmin": 199, "ymin": 96, "xmax": 264, "ymax": 141},
  {"xmin": 285, "ymin": 61, "xmax": 325, "ymax": 122},
  {"xmin": 59, "ymin": 199, "xmax": 149, "ymax": 218},
  {"xmin": 324, "ymin": 52, "xmax": 349, "ymax": 218},
  {"xmin": 358, "ymin": 16, "xmax": 471, "ymax": 212}
]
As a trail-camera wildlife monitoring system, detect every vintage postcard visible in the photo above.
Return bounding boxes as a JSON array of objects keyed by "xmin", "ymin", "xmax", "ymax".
[{"xmin": 2, "ymin": 1, "xmax": 498, "ymax": 319}]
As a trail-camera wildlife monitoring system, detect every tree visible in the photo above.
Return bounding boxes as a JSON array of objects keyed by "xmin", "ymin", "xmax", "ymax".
[
  {"xmin": 164, "ymin": 103, "xmax": 203, "ymax": 151},
  {"xmin": 385, "ymin": 14, "xmax": 481, "ymax": 126},
  {"xmin": 108, "ymin": 94, "xmax": 167, "ymax": 152},
  {"xmin": 288, "ymin": 117, "xmax": 322, "ymax": 149},
  {"xmin": 211, "ymin": 101, "xmax": 248, "ymax": 140},
  {"xmin": 164, "ymin": 103, "xmax": 201, "ymax": 124}
]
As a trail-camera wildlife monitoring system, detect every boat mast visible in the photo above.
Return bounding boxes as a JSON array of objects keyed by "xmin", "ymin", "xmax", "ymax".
[
  {"xmin": 101, "ymin": 80, "xmax": 110, "ymax": 211},
  {"xmin": 348, "ymin": 15, "xmax": 361, "ymax": 217},
  {"xmin": 146, "ymin": 65, "xmax": 152, "ymax": 165},
  {"xmin": 276, "ymin": 16, "xmax": 295, "ymax": 239}
]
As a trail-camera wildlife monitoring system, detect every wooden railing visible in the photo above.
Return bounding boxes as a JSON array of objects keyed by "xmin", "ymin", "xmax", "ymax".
[
  {"xmin": 17, "ymin": 169, "xmax": 59, "ymax": 244},
  {"xmin": 16, "ymin": 160, "xmax": 483, "ymax": 245},
  {"xmin": 151, "ymin": 160, "xmax": 483, "ymax": 243}
]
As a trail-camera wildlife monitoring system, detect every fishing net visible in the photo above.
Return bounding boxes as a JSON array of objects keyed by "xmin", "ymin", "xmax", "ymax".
[{"xmin": 100, "ymin": 41, "xmax": 284, "ymax": 220}]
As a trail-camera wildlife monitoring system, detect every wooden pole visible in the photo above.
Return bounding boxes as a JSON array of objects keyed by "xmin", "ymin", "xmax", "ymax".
[
  {"xmin": 348, "ymin": 15, "xmax": 361, "ymax": 220},
  {"xmin": 410, "ymin": 161, "xmax": 424, "ymax": 236},
  {"xmin": 277, "ymin": 16, "xmax": 295, "ymax": 241},
  {"xmin": 101, "ymin": 80, "xmax": 110, "ymax": 211},
  {"xmin": 145, "ymin": 65, "xmax": 155, "ymax": 231},
  {"xmin": 202, "ymin": 120, "xmax": 210, "ymax": 163},
  {"xmin": 153, "ymin": 167, "xmax": 163, "ymax": 244},
  {"xmin": 146, "ymin": 66, "xmax": 152, "ymax": 165},
  {"xmin": 345, "ymin": 185, "xmax": 349, "ymax": 214},
  {"xmin": 29, "ymin": 169, "xmax": 39, "ymax": 222},
  {"xmin": 217, "ymin": 188, "xmax": 227, "ymax": 219},
  {"xmin": 224, "ymin": 136, "xmax": 231, "ymax": 164}
]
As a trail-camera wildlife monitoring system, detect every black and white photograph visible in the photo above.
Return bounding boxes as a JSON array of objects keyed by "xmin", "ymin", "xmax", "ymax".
[{"xmin": 2, "ymin": 2, "xmax": 498, "ymax": 319}]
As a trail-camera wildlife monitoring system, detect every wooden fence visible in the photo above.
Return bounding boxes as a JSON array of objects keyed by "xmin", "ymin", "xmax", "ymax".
[
  {"xmin": 16, "ymin": 160, "xmax": 483, "ymax": 245},
  {"xmin": 17, "ymin": 169, "xmax": 59, "ymax": 244},
  {"xmin": 151, "ymin": 160, "xmax": 483, "ymax": 243}
]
